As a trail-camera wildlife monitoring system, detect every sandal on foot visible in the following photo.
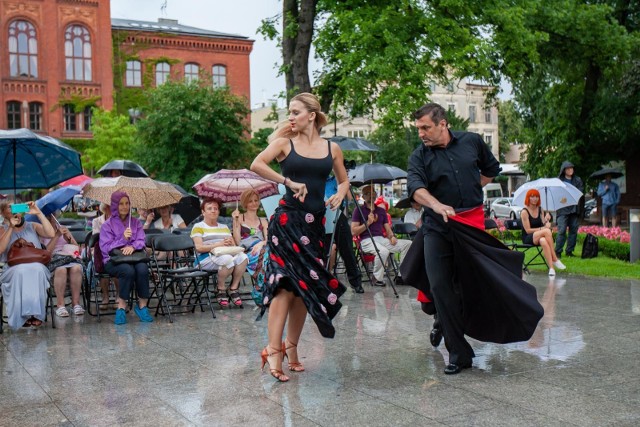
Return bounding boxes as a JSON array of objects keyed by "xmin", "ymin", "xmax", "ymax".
[
  {"xmin": 227, "ymin": 288, "xmax": 243, "ymax": 308},
  {"xmin": 261, "ymin": 346, "xmax": 289, "ymax": 382},
  {"xmin": 56, "ymin": 306, "xmax": 70, "ymax": 317},
  {"xmin": 216, "ymin": 289, "xmax": 229, "ymax": 308},
  {"xmin": 23, "ymin": 319, "xmax": 32, "ymax": 327},
  {"xmin": 283, "ymin": 339, "xmax": 305, "ymax": 372},
  {"xmin": 73, "ymin": 305, "xmax": 85, "ymax": 315},
  {"xmin": 30, "ymin": 317, "xmax": 43, "ymax": 327}
]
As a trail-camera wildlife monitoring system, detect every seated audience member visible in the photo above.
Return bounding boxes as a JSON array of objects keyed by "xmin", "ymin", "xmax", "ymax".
[
  {"xmin": 231, "ymin": 189, "xmax": 268, "ymax": 280},
  {"xmin": 403, "ymin": 200, "xmax": 423, "ymax": 228},
  {"xmin": 99, "ymin": 191, "xmax": 153, "ymax": 325},
  {"xmin": 520, "ymin": 189, "xmax": 566, "ymax": 276},
  {"xmin": 351, "ymin": 186, "xmax": 411, "ymax": 286},
  {"xmin": 153, "ymin": 205, "xmax": 186, "ymax": 231},
  {"xmin": 0, "ymin": 201, "xmax": 55, "ymax": 329},
  {"xmin": 93, "ymin": 203, "xmax": 119, "ymax": 306},
  {"xmin": 43, "ymin": 214, "xmax": 84, "ymax": 317},
  {"xmin": 191, "ymin": 197, "xmax": 248, "ymax": 308}
]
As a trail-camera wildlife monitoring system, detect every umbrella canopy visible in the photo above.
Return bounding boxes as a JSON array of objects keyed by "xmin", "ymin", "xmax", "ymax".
[
  {"xmin": 59, "ymin": 174, "xmax": 93, "ymax": 188},
  {"xmin": 35, "ymin": 186, "xmax": 82, "ymax": 217},
  {"xmin": 156, "ymin": 181, "xmax": 201, "ymax": 225},
  {"xmin": 329, "ymin": 136, "xmax": 380, "ymax": 152},
  {"xmin": 192, "ymin": 169, "xmax": 279, "ymax": 203},
  {"xmin": 97, "ymin": 159, "xmax": 149, "ymax": 178},
  {"xmin": 0, "ymin": 128, "xmax": 83, "ymax": 191},
  {"xmin": 83, "ymin": 176, "xmax": 183, "ymax": 209},
  {"xmin": 348, "ymin": 162, "xmax": 407, "ymax": 187},
  {"xmin": 590, "ymin": 167, "xmax": 624, "ymax": 180},
  {"xmin": 512, "ymin": 178, "xmax": 583, "ymax": 212},
  {"xmin": 394, "ymin": 197, "xmax": 412, "ymax": 209}
]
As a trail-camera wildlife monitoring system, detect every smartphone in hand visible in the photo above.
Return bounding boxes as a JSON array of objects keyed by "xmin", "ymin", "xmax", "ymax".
[{"xmin": 10, "ymin": 203, "xmax": 29, "ymax": 214}]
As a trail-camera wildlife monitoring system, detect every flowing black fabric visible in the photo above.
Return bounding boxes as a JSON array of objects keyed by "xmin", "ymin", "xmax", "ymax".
[
  {"xmin": 263, "ymin": 197, "xmax": 346, "ymax": 338},
  {"xmin": 401, "ymin": 220, "xmax": 544, "ymax": 344}
]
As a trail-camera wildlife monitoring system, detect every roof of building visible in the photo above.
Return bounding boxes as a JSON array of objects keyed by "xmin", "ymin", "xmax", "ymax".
[{"xmin": 111, "ymin": 18, "xmax": 250, "ymax": 41}]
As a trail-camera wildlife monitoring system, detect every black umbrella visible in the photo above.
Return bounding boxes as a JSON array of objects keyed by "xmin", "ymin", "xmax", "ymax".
[
  {"xmin": 590, "ymin": 167, "xmax": 624, "ymax": 180},
  {"xmin": 157, "ymin": 181, "xmax": 201, "ymax": 226},
  {"xmin": 348, "ymin": 162, "xmax": 407, "ymax": 187},
  {"xmin": 394, "ymin": 197, "xmax": 412, "ymax": 209},
  {"xmin": 0, "ymin": 128, "xmax": 83, "ymax": 192},
  {"xmin": 97, "ymin": 159, "xmax": 149, "ymax": 178},
  {"xmin": 329, "ymin": 136, "xmax": 380, "ymax": 152}
]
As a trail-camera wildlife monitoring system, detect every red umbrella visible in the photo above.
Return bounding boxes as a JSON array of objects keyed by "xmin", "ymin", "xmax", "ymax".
[
  {"xmin": 192, "ymin": 169, "xmax": 279, "ymax": 206},
  {"xmin": 59, "ymin": 174, "xmax": 93, "ymax": 188}
]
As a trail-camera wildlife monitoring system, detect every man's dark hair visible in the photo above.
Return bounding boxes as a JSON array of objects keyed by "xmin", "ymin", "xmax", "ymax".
[{"xmin": 413, "ymin": 103, "xmax": 448, "ymax": 124}]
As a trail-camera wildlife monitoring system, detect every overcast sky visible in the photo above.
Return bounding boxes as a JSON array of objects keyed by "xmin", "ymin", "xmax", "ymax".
[{"xmin": 110, "ymin": 0, "xmax": 288, "ymax": 108}]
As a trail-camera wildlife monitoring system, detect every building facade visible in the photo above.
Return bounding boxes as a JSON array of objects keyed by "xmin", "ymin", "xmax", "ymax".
[
  {"xmin": 1, "ymin": 0, "xmax": 253, "ymax": 139},
  {"xmin": 1, "ymin": 0, "xmax": 113, "ymax": 139}
]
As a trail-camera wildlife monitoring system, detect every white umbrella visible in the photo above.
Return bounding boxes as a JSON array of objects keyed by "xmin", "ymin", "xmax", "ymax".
[{"xmin": 512, "ymin": 178, "xmax": 583, "ymax": 211}]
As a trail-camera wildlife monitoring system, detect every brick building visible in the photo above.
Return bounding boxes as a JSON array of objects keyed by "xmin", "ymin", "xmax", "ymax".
[{"xmin": 1, "ymin": 0, "xmax": 253, "ymax": 139}]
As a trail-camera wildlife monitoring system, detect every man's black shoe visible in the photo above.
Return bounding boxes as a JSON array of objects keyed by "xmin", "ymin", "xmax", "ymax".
[
  {"xmin": 373, "ymin": 280, "xmax": 386, "ymax": 287},
  {"xmin": 565, "ymin": 252, "xmax": 575, "ymax": 257},
  {"xmin": 555, "ymin": 252, "xmax": 562, "ymax": 259},
  {"xmin": 352, "ymin": 284, "xmax": 365, "ymax": 293},
  {"xmin": 394, "ymin": 276, "xmax": 404, "ymax": 286},
  {"xmin": 430, "ymin": 327, "xmax": 443, "ymax": 347},
  {"xmin": 444, "ymin": 362, "xmax": 472, "ymax": 375}
]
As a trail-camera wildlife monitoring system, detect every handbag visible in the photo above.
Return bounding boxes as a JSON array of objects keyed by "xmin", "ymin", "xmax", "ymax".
[
  {"xmin": 48, "ymin": 253, "xmax": 82, "ymax": 273},
  {"xmin": 211, "ymin": 246, "xmax": 245, "ymax": 256},
  {"xmin": 7, "ymin": 238, "xmax": 52, "ymax": 266},
  {"xmin": 109, "ymin": 248, "xmax": 150, "ymax": 264}
]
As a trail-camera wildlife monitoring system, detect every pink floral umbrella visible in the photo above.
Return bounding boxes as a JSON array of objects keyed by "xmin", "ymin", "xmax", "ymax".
[{"xmin": 192, "ymin": 169, "xmax": 279, "ymax": 207}]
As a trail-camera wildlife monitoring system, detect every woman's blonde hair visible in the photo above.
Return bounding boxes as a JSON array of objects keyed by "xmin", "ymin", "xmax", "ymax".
[{"xmin": 268, "ymin": 92, "xmax": 328, "ymax": 142}]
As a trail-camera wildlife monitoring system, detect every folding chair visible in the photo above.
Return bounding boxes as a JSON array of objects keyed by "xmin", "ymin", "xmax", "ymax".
[
  {"xmin": 84, "ymin": 232, "xmax": 119, "ymax": 321},
  {"xmin": 392, "ymin": 222, "xmax": 418, "ymax": 240},
  {"xmin": 503, "ymin": 219, "xmax": 547, "ymax": 274},
  {"xmin": 151, "ymin": 234, "xmax": 216, "ymax": 322},
  {"xmin": 353, "ymin": 235, "xmax": 376, "ymax": 284}
]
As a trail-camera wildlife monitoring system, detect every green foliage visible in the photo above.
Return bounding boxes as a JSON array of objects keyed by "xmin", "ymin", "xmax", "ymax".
[
  {"xmin": 135, "ymin": 81, "xmax": 251, "ymax": 190},
  {"xmin": 83, "ymin": 108, "xmax": 138, "ymax": 174},
  {"xmin": 250, "ymin": 128, "xmax": 273, "ymax": 154},
  {"xmin": 497, "ymin": 100, "xmax": 523, "ymax": 162},
  {"xmin": 577, "ymin": 233, "xmax": 630, "ymax": 261},
  {"xmin": 368, "ymin": 125, "xmax": 421, "ymax": 170}
]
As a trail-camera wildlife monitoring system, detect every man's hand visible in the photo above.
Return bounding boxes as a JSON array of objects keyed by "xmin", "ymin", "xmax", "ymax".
[{"xmin": 433, "ymin": 204, "xmax": 455, "ymax": 222}]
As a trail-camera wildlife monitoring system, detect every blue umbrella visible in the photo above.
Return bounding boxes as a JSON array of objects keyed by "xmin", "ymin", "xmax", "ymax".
[
  {"xmin": 0, "ymin": 128, "xmax": 83, "ymax": 192},
  {"xmin": 35, "ymin": 186, "xmax": 82, "ymax": 217}
]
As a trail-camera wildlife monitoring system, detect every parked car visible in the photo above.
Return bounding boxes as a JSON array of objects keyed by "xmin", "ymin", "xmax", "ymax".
[
  {"xmin": 583, "ymin": 198, "xmax": 596, "ymax": 219},
  {"xmin": 490, "ymin": 197, "xmax": 523, "ymax": 220}
]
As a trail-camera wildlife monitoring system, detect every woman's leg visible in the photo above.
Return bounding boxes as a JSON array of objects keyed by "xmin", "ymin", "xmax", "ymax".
[
  {"xmin": 229, "ymin": 258, "xmax": 248, "ymax": 290},
  {"xmin": 265, "ymin": 289, "xmax": 294, "ymax": 380},
  {"xmin": 133, "ymin": 262, "xmax": 150, "ymax": 308},
  {"xmin": 53, "ymin": 268, "xmax": 68, "ymax": 308},
  {"xmin": 105, "ymin": 262, "xmax": 134, "ymax": 310},
  {"xmin": 284, "ymin": 296, "xmax": 307, "ymax": 369},
  {"xmin": 69, "ymin": 264, "xmax": 83, "ymax": 307}
]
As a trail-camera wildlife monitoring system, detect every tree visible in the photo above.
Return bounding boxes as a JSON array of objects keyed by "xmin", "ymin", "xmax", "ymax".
[
  {"xmin": 497, "ymin": 100, "xmax": 523, "ymax": 162},
  {"xmin": 83, "ymin": 108, "xmax": 138, "ymax": 174},
  {"xmin": 135, "ymin": 81, "xmax": 251, "ymax": 190}
]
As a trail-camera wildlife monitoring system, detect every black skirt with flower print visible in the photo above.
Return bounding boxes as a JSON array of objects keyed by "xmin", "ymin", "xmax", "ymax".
[{"xmin": 263, "ymin": 197, "xmax": 346, "ymax": 338}]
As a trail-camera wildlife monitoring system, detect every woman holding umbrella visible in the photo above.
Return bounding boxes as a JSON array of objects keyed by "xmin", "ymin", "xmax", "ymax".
[{"xmin": 250, "ymin": 92, "xmax": 349, "ymax": 382}]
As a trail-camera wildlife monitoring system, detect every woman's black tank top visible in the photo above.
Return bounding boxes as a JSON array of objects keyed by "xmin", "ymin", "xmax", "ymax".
[{"xmin": 280, "ymin": 139, "xmax": 333, "ymax": 212}]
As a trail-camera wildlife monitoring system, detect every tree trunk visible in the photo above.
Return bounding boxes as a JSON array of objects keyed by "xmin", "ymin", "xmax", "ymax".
[
  {"xmin": 575, "ymin": 61, "xmax": 601, "ymax": 160},
  {"xmin": 282, "ymin": 0, "xmax": 317, "ymax": 101}
]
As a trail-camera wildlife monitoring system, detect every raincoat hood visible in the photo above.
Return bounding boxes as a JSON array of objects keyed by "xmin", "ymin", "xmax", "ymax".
[
  {"xmin": 558, "ymin": 161, "xmax": 575, "ymax": 178},
  {"xmin": 110, "ymin": 191, "xmax": 129, "ymax": 218}
]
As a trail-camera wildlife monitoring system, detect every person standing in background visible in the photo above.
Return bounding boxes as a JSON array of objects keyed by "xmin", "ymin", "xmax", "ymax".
[{"xmin": 555, "ymin": 161, "xmax": 583, "ymax": 258}]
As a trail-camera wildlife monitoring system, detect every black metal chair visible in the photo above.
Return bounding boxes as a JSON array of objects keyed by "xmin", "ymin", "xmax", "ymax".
[
  {"xmin": 503, "ymin": 219, "xmax": 547, "ymax": 274},
  {"xmin": 151, "ymin": 234, "xmax": 216, "ymax": 322},
  {"xmin": 392, "ymin": 222, "xmax": 418, "ymax": 240},
  {"xmin": 84, "ymin": 232, "xmax": 118, "ymax": 320}
]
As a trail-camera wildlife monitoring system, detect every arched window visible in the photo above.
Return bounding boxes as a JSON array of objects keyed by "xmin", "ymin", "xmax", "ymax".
[
  {"xmin": 64, "ymin": 25, "xmax": 92, "ymax": 81},
  {"xmin": 8, "ymin": 20, "xmax": 38, "ymax": 78},
  {"xmin": 29, "ymin": 102, "xmax": 43, "ymax": 131},
  {"xmin": 212, "ymin": 64, "xmax": 227, "ymax": 88},
  {"xmin": 125, "ymin": 60, "xmax": 142, "ymax": 86},
  {"xmin": 184, "ymin": 63, "xmax": 199, "ymax": 83},
  {"xmin": 6, "ymin": 101, "xmax": 21, "ymax": 129},
  {"xmin": 156, "ymin": 62, "xmax": 170, "ymax": 86}
]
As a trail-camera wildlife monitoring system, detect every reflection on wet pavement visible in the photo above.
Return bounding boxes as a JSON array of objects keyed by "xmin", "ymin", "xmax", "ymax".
[{"xmin": 1, "ymin": 273, "xmax": 639, "ymax": 425}]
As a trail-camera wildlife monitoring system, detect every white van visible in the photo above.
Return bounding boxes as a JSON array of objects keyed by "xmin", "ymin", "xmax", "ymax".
[{"xmin": 483, "ymin": 183, "xmax": 504, "ymax": 214}]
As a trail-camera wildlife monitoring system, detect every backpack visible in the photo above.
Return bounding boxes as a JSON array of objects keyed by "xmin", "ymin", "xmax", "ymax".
[{"xmin": 581, "ymin": 233, "xmax": 598, "ymax": 259}]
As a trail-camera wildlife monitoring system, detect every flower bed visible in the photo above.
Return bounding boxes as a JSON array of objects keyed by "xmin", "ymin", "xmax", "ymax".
[{"xmin": 578, "ymin": 226, "xmax": 631, "ymax": 261}]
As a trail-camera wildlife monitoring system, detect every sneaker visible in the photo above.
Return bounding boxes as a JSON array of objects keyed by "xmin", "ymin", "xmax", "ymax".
[
  {"xmin": 553, "ymin": 260, "xmax": 566, "ymax": 270},
  {"xmin": 114, "ymin": 308, "xmax": 127, "ymax": 325},
  {"xmin": 565, "ymin": 252, "xmax": 575, "ymax": 257},
  {"xmin": 373, "ymin": 280, "xmax": 386, "ymax": 287},
  {"xmin": 134, "ymin": 305, "xmax": 154, "ymax": 322},
  {"xmin": 548, "ymin": 268, "xmax": 556, "ymax": 277}
]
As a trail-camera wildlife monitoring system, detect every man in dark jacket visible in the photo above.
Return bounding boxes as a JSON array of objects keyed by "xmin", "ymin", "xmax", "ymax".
[{"xmin": 555, "ymin": 161, "xmax": 583, "ymax": 257}]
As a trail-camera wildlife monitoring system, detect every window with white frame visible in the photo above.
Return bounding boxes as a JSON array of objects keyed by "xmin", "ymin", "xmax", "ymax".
[
  {"xmin": 347, "ymin": 129, "xmax": 366, "ymax": 138},
  {"xmin": 64, "ymin": 25, "xmax": 92, "ymax": 81},
  {"xmin": 484, "ymin": 134, "xmax": 493, "ymax": 146},
  {"xmin": 469, "ymin": 105, "xmax": 477, "ymax": 122},
  {"xmin": 447, "ymin": 103, "xmax": 456, "ymax": 113},
  {"xmin": 29, "ymin": 102, "xmax": 43, "ymax": 131},
  {"xmin": 212, "ymin": 64, "xmax": 227, "ymax": 88},
  {"xmin": 485, "ymin": 109, "xmax": 492, "ymax": 123},
  {"xmin": 155, "ymin": 62, "xmax": 170, "ymax": 86},
  {"xmin": 125, "ymin": 60, "xmax": 142, "ymax": 87},
  {"xmin": 8, "ymin": 20, "xmax": 38, "ymax": 78},
  {"xmin": 184, "ymin": 63, "xmax": 199, "ymax": 83},
  {"xmin": 6, "ymin": 101, "xmax": 21, "ymax": 129}
]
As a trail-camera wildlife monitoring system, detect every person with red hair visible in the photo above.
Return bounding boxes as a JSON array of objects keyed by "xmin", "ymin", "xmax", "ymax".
[{"xmin": 520, "ymin": 189, "xmax": 566, "ymax": 276}]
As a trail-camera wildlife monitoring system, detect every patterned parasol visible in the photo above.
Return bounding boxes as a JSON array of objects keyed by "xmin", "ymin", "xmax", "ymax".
[
  {"xmin": 192, "ymin": 169, "xmax": 279, "ymax": 203},
  {"xmin": 83, "ymin": 176, "xmax": 183, "ymax": 209}
]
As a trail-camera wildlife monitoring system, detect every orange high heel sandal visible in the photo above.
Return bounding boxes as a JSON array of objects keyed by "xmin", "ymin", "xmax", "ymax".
[
  {"xmin": 282, "ymin": 339, "xmax": 305, "ymax": 372},
  {"xmin": 261, "ymin": 346, "xmax": 289, "ymax": 382}
]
